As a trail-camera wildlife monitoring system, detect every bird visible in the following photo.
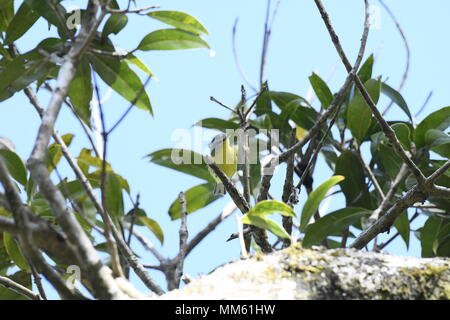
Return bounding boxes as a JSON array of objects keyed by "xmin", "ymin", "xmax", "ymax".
[{"xmin": 208, "ymin": 132, "xmax": 238, "ymax": 195}]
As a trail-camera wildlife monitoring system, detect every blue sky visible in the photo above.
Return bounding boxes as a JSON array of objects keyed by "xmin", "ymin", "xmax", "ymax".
[{"xmin": 2, "ymin": 0, "xmax": 450, "ymax": 297}]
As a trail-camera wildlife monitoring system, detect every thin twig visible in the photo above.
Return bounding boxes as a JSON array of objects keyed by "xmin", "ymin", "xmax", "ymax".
[
  {"xmin": 29, "ymin": 263, "xmax": 47, "ymax": 300},
  {"xmin": 125, "ymin": 225, "xmax": 165, "ymax": 262},
  {"xmin": 355, "ymin": 144, "xmax": 385, "ymax": 201},
  {"xmin": 297, "ymin": 0, "xmax": 372, "ymax": 189},
  {"xmin": 235, "ymin": 214, "xmax": 249, "ymax": 259},
  {"xmin": 94, "ymin": 75, "xmax": 124, "ymax": 279},
  {"xmin": 210, "ymin": 96, "xmax": 239, "ymax": 115},
  {"xmin": 232, "ymin": 18, "xmax": 258, "ymax": 93},
  {"xmin": 0, "ymin": 160, "xmax": 87, "ymax": 299},
  {"xmin": 105, "ymin": 5, "xmax": 159, "ymax": 14},
  {"xmin": 127, "ymin": 194, "xmax": 140, "ymax": 247},
  {"xmin": 378, "ymin": 0, "xmax": 410, "ymax": 116},
  {"xmin": 415, "ymin": 91, "xmax": 433, "ymax": 118},
  {"xmin": 313, "ymin": 0, "xmax": 426, "ymax": 187},
  {"xmin": 374, "ymin": 211, "xmax": 419, "ymax": 251},
  {"xmin": 25, "ymin": 1, "xmax": 125, "ymax": 299},
  {"xmin": 107, "ymin": 75, "xmax": 152, "ymax": 135},
  {"xmin": 205, "ymin": 155, "xmax": 250, "ymax": 213},
  {"xmin": 259, "ymin": 0, "xmax": 272, "ymax": 86},
  {"xmin": 185, "ymin": 201, "xmax": 237, "ymax": 256},
  {"xmin": 0, "ymin": 276, "xmax": 42, "ymax": 300},
  {"xmin": 169, "ymin": 192, "xmax": 189, "ymax": 290},
  {"xmin": 281, "ymin": 129, "xmax": 295, "ymax": 247},
  {"xmin": 369, "ymin": 164, "xmax": 408, "ymax": 222}
]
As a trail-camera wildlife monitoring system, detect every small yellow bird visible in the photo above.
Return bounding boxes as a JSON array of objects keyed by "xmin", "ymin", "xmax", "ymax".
[{"xmin": 208, "ymin": 133, "xmax": 238, "ymax": 195}]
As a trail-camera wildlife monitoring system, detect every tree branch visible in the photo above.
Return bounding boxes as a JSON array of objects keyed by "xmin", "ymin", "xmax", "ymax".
[
  {"xmin": 0, "ymin": 276, "xmax": 42, "ymax": 300},
  {"xmin": 25, "ymin": 1, "xmax": 125, "ymax": 300},
  {"xmin": 313, "ymin": 0, "xmax": 426, "ymax": 186}
]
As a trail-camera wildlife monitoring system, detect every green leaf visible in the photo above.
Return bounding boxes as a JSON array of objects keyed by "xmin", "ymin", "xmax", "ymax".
[
  {"xmin": 4, "ymin": 2, "xmax": 39, "ymax": 44},
  {"xmin": 77, "ymin": 148, "xmax": 112, "ymax": 174},
  {"xmin": 3, "ymin": 233, "xmax": 29, "ymax": 272},
  {"xmin": 147, "ymin": 11, "xmax": 208, "ymax": 35},
  {"xmin": 46, "ymin": 134, "xmax": 74, "ymax": 173},
  {"xmin": 168, "ymin": 183, "xmax": 219, "ymax": 220},
  {"xmin": 68, "ymin": 60, "xmax": 92, "ymax": 125},
  {"xmin": 125, "ymin": 54, "xmax": 156, "ymax": 79},
  {"xmin": 194, "ymin": 118, "xmax": 240, "ymax": 132},
  {"xmin": 0, "ymin": 0, "xmax": 13, "ymax": 31},
  {"xmin": 139, "ymin": 217, "xmax": 164, "ymax": 244},
  {"xmin": 436, "ymin": 222, "xmax": 450, "ymax": 257},
  {"xmin": 0, "ymin": 53, "xmax": 55, "ymax": 101},
  {"xmin": 347, "ymin": 78, "xmax": 381, "ymax": 142},
  {"xmin": 247, "ymin": 200, "xmax": 295, "ymax": 218},
  {"xmin": 393, "ymin": 211, "xmax": 410, "ymax": 249},
  {"xmin": 391, "ymin": 123, "xmax": 411, "ymax": 150},
  {"xmin": 335, "ymin": 151, "xmax": 372, "ymax": 209},
  {"xmin": 241, "ymin": 215, "xmax": 290, "ymax": 239},
  {"xmin": 89, "ymin": 54, "xmax": 152, "ymax": 113},
  {"xmin": 148, "ymin": 149, "xmax": 214, "ymax": 183},
  {"xmin": 381, "ymin": 83, "xmax": 412, "ymax": 122},
  {"xmin": 255, "ymin": 85, "xmax": 272, "ymax": 116},
  {"xmin": 270, "ymin": 91, "xmax": 303, "ymax": 109},
  {"xmin": 300, "ymin": 175, "xmax": 345, "ymax": 231},
  {"xmin": 137, "ymin": 29, "xmax": 209, "ymax": 51},
  {"xmin": 25, "ymin": 0, "xmax": 68, "ymax": 37},
  {"xmin": 415, "ymin": 106, "xmax": 450, "ymax": 149},
  {"xmin": 279, "ymin": 100, "xmax": 318, "ymax": 131},
  {"xmin": 357, "ymin": 54, "xmax": 374, "ymax": 83},
  {"xmin": 104, "ymin": 172, "xmax": 124, "ymax": 219},
  {"xmin": 303, "ymin": 207, "xmax": 370, "ymax": 248},
  {"xmin": 92, "ymin": 169, "xmax": 130, "ymax": 194},
  {"xmin": 378, "ymin": 142, "xmax": 402, "ymax": 179},
  {"xmin": 425, "ymin": 129, "xmax": 450, "ymax": 159},
  {"xmin": 0, "ymin": 149, "xmax": 27, "ymax": 186},
  {"xmin": 421, "ymin": 216, "xmax": 443, "ymax": 258},
  {"xmin": 309, "ymin": 72, "xmax": 333, "ymax": 108},
  {"xmin": 102, "ymin": 13, "xmax": 128, "ymax": 40},
  {"xmin": 123, "ymin": 208, "xmax": 147, "ymax": 226}
]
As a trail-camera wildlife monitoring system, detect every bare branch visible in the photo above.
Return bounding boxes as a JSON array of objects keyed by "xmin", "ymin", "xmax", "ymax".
[
  {"xmin": 369, "ymin": 164, "xmax": 408, "ymax": 222},
  {"xmin": 93, "ymin": 75, "xmax": 124, "ymax": 279},
  {"xmin": 185, "ymin": 201, "xmax": 237, "ymax": 256},
  {"xmin": 374, "ymin": 211, "xmax": 419, "ymax": 251},
  {"xmin": 313, "ymin": 0, "xmax": 426, "ymax": 186},
  {"xmin": 210, "ymin": 96, "xmax": 239, "ymax": 115},
  {"xmin": 168, "ymin": 192, "xmax": 189, "ymax": 290},
  {"xmin": 0, "ymin": 159, "xmax": 86, "ymax": 299},
  {"xmin": 0, "ymin": 276, "xmax": 42, "ymax": 300},
  {"xmin": 427, "ymin": 160, "xmax": 450, "ymax": 183},
  {"xmin": 205, "ymin": 156, "xmax": 272, "ymax": 253},
  {"xmin": 105, "ymin": 5, "xmax": 159, "ymax": 14},
  {"xmin": 378, "ymin": 0, "xmax": 410, "ymax": 116},
  {"xmin": 415, "ymin": 91, "xmax": 433, "ymax": 118},
  {"xmin": 355, "ymin": 145, "xmax": 386, "ymax": 201},
  {"xmin": 205, "ymin": 155, "xmax": 250, "ymax": 213},
  {"xmin": 107, "ymin": 75, "xmax": 152, "ymax": 135},
  {"xmin": 351, "ymin": 185, "xmax": 426, "ymax": 249},
  {"xmin": 235, "ymin": 214, "xmax": 249, "ymax": 259},
  {"xmin": 24, "ymin": 2, "xmax": 132, "ymax": 299},
  {"xmin": 232, "ymin": 18, "xmax": 258, "ymax": 93},
  {"xmin": 125, "ymin": 225, "xmax": 165, "ymax": 263},
  {"xmin": 259, "ymin": 70, "xmax": 356, "ymax": 200},
  {"xmin": 281, "ymin": 129, "xmax": 295, "ymax": 247},
  {"xmin": 259, "ymin": 0, "xmax": 272, "ymax": 86}
]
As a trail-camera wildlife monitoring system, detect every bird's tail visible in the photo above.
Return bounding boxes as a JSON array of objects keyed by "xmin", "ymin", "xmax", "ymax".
[{"xmin": 213, "ymin": 182, "xmax": 226, "ymax": 196}]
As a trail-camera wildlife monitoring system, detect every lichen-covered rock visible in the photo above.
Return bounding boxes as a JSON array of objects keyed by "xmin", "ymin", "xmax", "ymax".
[{"xmin": 160, "ymin": 244, "xmax": 450, "ymax": 300}]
